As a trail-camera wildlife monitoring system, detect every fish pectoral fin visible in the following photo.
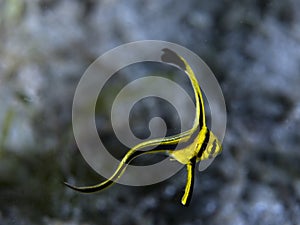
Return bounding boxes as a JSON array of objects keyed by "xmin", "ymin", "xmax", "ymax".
[{"xmin": 198, "ymin": 158, "xmax": 215, "ymax": 171}]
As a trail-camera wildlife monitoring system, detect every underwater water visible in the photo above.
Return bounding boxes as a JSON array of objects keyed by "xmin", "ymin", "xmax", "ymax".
[{"xmin": 0, "ymin": 0, "xmax": 300, "ymax": 224}]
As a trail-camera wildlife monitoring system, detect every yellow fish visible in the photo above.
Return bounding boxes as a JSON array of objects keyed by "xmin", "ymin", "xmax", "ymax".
[{"xmin": 64, "ymin": 48, "xmax": 222, "ymax": 206}]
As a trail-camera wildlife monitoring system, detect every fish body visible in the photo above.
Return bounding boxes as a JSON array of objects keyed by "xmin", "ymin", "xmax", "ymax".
[{"xmin": 64, "ymin": 48, "xmax": 222, "ymax": 206}]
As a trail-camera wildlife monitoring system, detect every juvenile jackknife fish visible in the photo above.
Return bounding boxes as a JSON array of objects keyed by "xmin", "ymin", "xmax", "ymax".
[{"xmin": 64, "ymin": 48, "xmax": 222, "ymax": 206}]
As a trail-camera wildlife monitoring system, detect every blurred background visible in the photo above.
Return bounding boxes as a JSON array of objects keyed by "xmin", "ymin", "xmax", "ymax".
[{"xmin": 1, "ymin": 0, "xmax": 300, "ymax": 224}]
